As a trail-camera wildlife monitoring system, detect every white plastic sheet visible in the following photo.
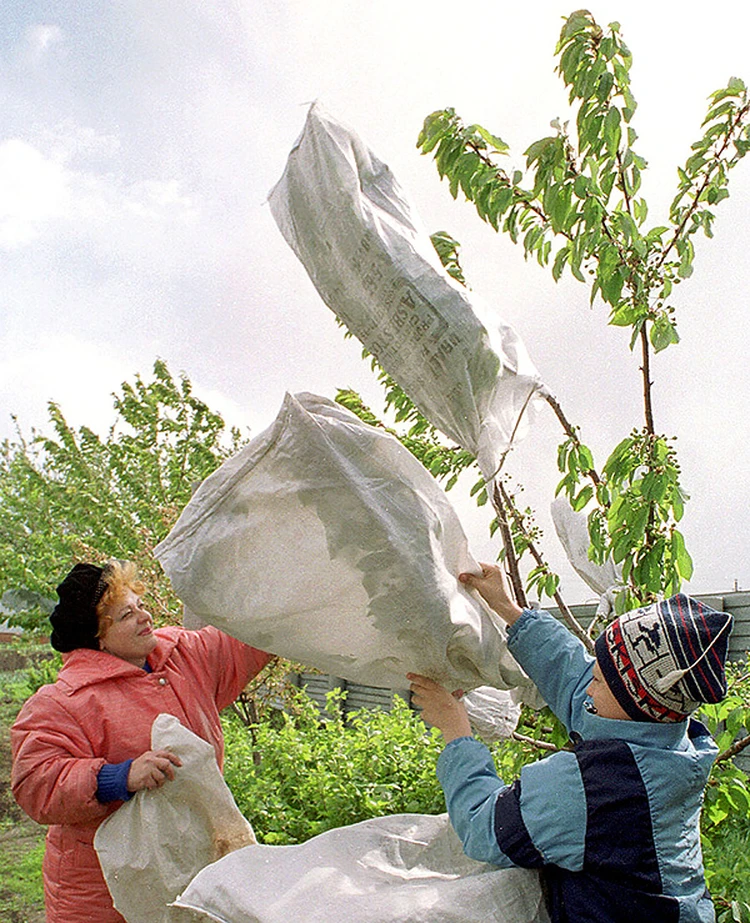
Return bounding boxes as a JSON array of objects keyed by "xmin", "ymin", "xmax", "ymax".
[
  {"xmin": 155, "ymin": 392, "xmax": 527, "ymax": 694},
  {"xmin": 268, "ymin": 103, "xmax": 546, "ymax": 481},
  {"xmin": 168, "ymin": 812, "xmax": 550, "ymax": 923},
  {"xmin": 550, "ymin": 498, "xmax": 623, "ymax": 618},
  {"xmin": 94, "ymin": 715, "xmax": 255, "ymax": 923},
  {"xmin": 462, "ymin": 686, "xmax": 523, "ymax": 743}
]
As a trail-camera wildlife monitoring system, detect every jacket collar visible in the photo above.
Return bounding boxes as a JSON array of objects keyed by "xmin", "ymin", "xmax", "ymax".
[
  {"xmin": 576, "ymin": 704, "xmax": 691, "ymax": 750},
  {"xmin": 56, "ymin": 629, "xmax": 179, "ymax": 694}
]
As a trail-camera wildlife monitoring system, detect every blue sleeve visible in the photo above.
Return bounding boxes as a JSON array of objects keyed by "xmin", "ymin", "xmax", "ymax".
[
  {"xmin": 507, "ymin": 609, "xmax": 594, "ymax": 732},
  {"xmin": 437, "ymin": 737, "xmax": 588, "ymax": 873},
  {"xmin": 96, "ymin": 760, "xmax": 134, "ymax": 803},
  {"xmin": 436, "ymin": 736, "xmax": 516, "ymax": 867}
]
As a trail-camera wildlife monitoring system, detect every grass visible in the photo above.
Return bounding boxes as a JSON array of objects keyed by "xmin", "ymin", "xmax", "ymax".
[{"xmin": 0, "ymin": 831, "xmax": 45, "ymax": 919}]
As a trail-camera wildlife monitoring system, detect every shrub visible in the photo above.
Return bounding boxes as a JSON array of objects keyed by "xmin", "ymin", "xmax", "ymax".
[{"xmin": 222, "ymin": 688, "xmax": 445, "ymax": 844}]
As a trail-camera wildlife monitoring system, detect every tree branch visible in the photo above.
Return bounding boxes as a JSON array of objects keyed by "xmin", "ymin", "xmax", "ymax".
[
  {"xmin": 716, "ymin": 733, "xmax": 750, "ymax": 764},
  {"xmin": 657, "ymin": 99, "xmax": 750, "ymax": 272},
  {"xmin": 490, "ymin": 481, "xmax": 528, "ymax": 609},
  {"xmin": 544, "ymin": 392, "xmax": 602, "ymax": 486},
  {"xmin": 640, "ymin": 325, "xmax": 655, "ymax": 434},
  {"xmin": 512, "ymin": 730, "xmax": 570, "ymax": 752},
  {"xmin": 497, "ymin": 482, "xmax": 595, "ymax": 653}
]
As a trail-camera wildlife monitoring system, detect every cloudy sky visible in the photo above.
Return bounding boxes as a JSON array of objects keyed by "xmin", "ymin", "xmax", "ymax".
[{"xmin": 1, "ymin": 0, "xmax": 748, "ymax": 603}]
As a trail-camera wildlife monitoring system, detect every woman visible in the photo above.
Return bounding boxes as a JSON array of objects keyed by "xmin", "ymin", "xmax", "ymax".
[{"xmin": 11, "ymin": 559, "xmax": 271, "ymax": 923}]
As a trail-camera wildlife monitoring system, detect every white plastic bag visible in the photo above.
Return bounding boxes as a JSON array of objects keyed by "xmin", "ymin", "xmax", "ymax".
[
  {"xmin": 169, "ymin": 812, "xmax": 549, "ymax": 923},
  {"xmin": 155, "ymin": 392, "xmax": 526, "ymax": 694},
  {"xmin": 94, "ymin": 715, "xmax": 255, "ymax": 923},
  {"xmin": 268, "ymin": 103, "xmax": 546, "ymax": 480},
  {"xmin": 462, "ymin": 686, "xmax": 523, "ymax": 743},
  {"xmin": 550, "ymin": 497, "xmax": 623, "ymax": 619}
]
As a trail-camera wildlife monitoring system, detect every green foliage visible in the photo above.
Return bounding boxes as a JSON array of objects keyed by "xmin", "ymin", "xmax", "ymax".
[
  {"xmin": 415, "ymin": 10, "xmax": 750, "ymax": 608},
  {"xmin": 698, "ymin": 660, "xmax": 750, "ymax": 911},
  {"xmin": 0, "ymin": 360, "xmax": 245, "ymax": 628},
  {"xmin": 418, "ymin": 17, "xmax": 749, "ymax": 343},
  {"xmin": 700, "ymin": 659, "xmax": 750, "ymax": 827},
  {"xmin": 221, "ymin": 678, "xmax": 750, "ymax": 910},
  {"xmin": 16, "ymin": 652, "xmax": 63, "ymax": 699},
  {"xmin": 222, "ymin": 689, "xmax": 446, "ymax": 844},
  {"xmin": 429, "ymin": 230, "xmax": 467, "ymax": 285},
  {"xmin": 703, "ymin": 814, "xmax": 750, "ymax": 920}
]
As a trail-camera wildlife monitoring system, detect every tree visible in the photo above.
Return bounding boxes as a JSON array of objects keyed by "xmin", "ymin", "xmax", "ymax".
[
  {"xmin": 0, "ymin": 359, "xmax": 244, "ymax": 628},
  {"xmin": 401, "ymin": 9, "xmax": 749, "ymax": 613},
  {"xmin": 332, "ymin": 13, "xmax": 750, "ymax": 853}
]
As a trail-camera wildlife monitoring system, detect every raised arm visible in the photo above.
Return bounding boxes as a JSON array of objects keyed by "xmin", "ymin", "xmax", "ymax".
[{"xmin": 458, "ymin": 563, "xmax": 523, "ymax": 625}]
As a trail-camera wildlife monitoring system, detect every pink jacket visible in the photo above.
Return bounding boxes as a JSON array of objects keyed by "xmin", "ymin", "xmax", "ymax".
[{"xmin": 11, "ymin": 626, "xmax": 270, "ymax": 923}]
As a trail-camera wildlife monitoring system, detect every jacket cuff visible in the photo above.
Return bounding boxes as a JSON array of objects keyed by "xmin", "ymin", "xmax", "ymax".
[
  {"xmin": 506, "ymin": 607, "xmax": 541, "ymax": 643},
  {"xmin": 96, "ymin": 759, "xmax": 134, "ymax": 803}
]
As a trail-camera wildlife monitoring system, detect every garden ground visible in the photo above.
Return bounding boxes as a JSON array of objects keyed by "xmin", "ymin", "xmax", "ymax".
[{"xmin": 0, "ymin": 647, "xmax": 47, "ymax": 923}]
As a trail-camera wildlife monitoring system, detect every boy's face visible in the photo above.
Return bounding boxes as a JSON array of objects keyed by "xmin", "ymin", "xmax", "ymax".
[{"xmin": 586, "ymin": 662, "xmax": 632, "ymax": 721}]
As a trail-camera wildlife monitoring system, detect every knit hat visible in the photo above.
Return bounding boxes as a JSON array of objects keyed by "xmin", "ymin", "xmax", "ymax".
[
  {"xmin": 49, "ymin": 563, "xmax": 109, "ymax": 653},
  {"xmin": 595, "ymin": 594, "xmax": 733, "ymax": 723}
]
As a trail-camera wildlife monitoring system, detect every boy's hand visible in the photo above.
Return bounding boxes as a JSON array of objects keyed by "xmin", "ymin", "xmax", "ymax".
[
  {"xmin": 407, "ymin": 673, "xmax": 472, "ymax": 742},
  {"xmin": 459, "ymin": 563, "xmax": 523, "ymax": 625}
]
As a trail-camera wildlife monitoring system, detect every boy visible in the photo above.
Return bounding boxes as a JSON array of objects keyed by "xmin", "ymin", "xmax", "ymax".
[{"xmin": 408, "ymin": 564, "xmax": 733, "ymax": 923}]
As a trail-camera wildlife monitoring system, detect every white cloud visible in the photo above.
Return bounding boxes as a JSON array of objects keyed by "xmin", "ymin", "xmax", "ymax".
[
  {"xmin": 0, "ymin": 139, "xmax": 69, "ymax": 247},
  {"xmin": 0, "ymin": 336, "xmax": 133, "ymax": 438},
  {"xmin": 0, "ymin": 336, "xmax": 256, "ymax": 445},
  {"xmin": 0, "ymin": 132, "xmax": 197, "ymax": 249},
  {"xmin": 39, "ymin": 121, "xmax": 122, "ymax": 163},
  {"xmin": 123, "ymin": 179, "xmax": 196, "ymax": 220}
]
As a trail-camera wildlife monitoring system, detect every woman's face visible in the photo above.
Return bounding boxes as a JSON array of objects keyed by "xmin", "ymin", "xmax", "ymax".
[{"xmin": 99, "ymin": 586, "xmax": 157, "ymax": 668}]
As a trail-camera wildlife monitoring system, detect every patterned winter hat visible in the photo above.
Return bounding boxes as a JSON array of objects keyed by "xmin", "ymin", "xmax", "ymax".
[
  {"xmin": 595, "ymin": 594, "xmax": 733, "ymax": 723},
  {"xmin": 49, "ymin": 563, "xmax": 109, "ymax": 653}
]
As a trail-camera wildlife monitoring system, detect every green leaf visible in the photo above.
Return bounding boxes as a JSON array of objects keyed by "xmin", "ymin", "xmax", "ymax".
[
  {"xmin": 649, "ymin": 316, "xmax": 680, "ymax": 352},
  {"xmin": 572, "ymin": 484, "xmax": 594, "ymax": 511},
  {"xmin": 524, "ymin": 136, "xmax": 557, "ymax": 167},
  {"xmin": 600, "ymin": 266, "xmax": 625, "ymax": 306},
  {"xmin": 626, "ymin": 503, "xmax": 650, "ymax": 545},
  {"xmin": 471, "ymin": 125, "xmax": 510, "ymax": 153},
  {"xmin": 604, "ymin": 106, "xmax": 622, "ymax": 154},
  {"xmin": 671, "ymin": 530, "xmax": 694, "ymax": 580},
  {"xmin": 640, "ymin": 471, "xmax": 668, "ymax": 501},
  {"xmin": 545, "ymin": 573, "xmax": 560, "ymax": 598},
  {"xmin": 573, "ymin": 174, "xmax": 590, "ymax": 198},
  {"xmin": 552, "ymin": 244, "xmax": 570, "ymax": 282},
  {"xmin": 417, "ymin": 110, "xmax": 453, "ymax": 153},
  {"xmin": 596, "ymin": 70, "xmax": 614, "ymax": 102},
  {"xmin": 469, "ymin": 478, "xmax": 485, "ymax": 497},
  {"xmin": 577, "ymin": 444, "xmax": 594, "ymax": 469},
  {"xmin": 555, "ymin": 473, "xmax": 575, "ymax": 498},
  {"xmin": 678, "ymin": 254, "xmax": 694, "ymax": 279},
  {"xmin": 604, "ymin": 437, "xmax": 635, "ymax": 480},
  {"xmin": 702, "ymin": 99, "xmax": 735, "ymax": 127}
]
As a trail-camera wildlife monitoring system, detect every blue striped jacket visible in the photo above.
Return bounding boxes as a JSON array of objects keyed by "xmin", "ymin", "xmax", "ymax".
[{"xmin": 437, "ymin": 608, "xmax": 717, "ymax": 922}]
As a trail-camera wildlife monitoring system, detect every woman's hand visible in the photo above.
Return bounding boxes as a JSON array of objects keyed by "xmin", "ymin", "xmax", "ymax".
[
  {"xmin": 459, "ymin": 563, "xmax": 523, "ymax": 625},
  {"xmin": 407, "ymin": 673, "xmax": 472, "ymax": 743},
  {"xmin": 127, "ymin": 749, "xmax": 182, "ymax": 793}
]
